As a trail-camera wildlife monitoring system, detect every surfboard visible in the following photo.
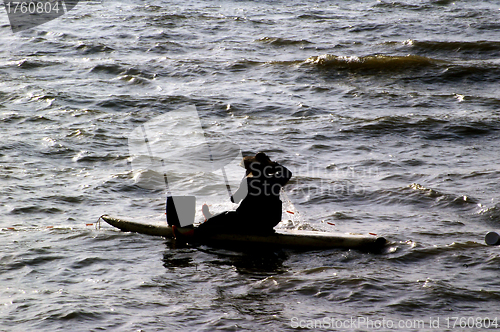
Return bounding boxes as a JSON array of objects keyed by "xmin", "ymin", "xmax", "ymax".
[{"xmin": 99, "ymin": 215, "xmax": 387, "ymax": 251}]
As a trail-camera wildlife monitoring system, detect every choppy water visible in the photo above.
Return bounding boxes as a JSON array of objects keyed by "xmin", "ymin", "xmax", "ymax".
[{"xmin": 1, "ymin": 0, "xmax": 500, "ymax": 331}]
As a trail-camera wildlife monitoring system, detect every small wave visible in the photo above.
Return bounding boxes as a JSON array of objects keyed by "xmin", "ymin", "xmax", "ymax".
[
  {"xmin": 10, "ymin": 206, "xmax": 64, "ymax": 215},
  {"xmin": 374, "ymin": 0, "xmax": 454, "ymax": 10},
  {"xmin": 477, "ymin": 204, "xmax": 500, "ymax": 225},
  {"xmin": 407, "ymin": 183, "xmax": 478, "ymax": 208},
  {"xmin": 1, "ymin": 112, "xmax": 25, "ymax": 123},
  {"xmin": 72, "ymin": 150, "xmax": 128, "ymax": 163},
  {"xmin": 16, "ymin": 59, "xmax": 62, "ymax": 69},
  {"xmin": 373, "ymin": 1, "xmax": 428, "ymax": 10},
  {"xmin": 147, "ymin": 41, "xmax": 185, "ymax": 54},
  {"xmin": 90, "ymin": 64, "xmax": 156, "ymax": 81},
  {"xmin": 346, "ymin": 23, "xmax": 387, "ymax": 33},
  {"xmin": 0, "ymin": 251, "xmax": 66, "ymax": 275},
  {"xmin": 389, "ymin": 241, "xmax": 483, "ymax": 263},
  {"xmin": 113, "ymin": 74, "xmax": 150, "ymax": 85},
  {"xmin": 357, "ymin": 184, "xmax": 480, "ymax": 212},
  {"xmin": 467, "ymin": 95, "xmax": 500, "ymax": 107},
  {"xmin": 150, "ymin": 13, "xmax": 188, "ymax": 21},
  {"xmin": 90, "ymin": 63, "xmax": 126, "ymax": 75},
  {"xmin": 303, "ymin": 54, "xmax": 443, "ymax": 71},
  {"xmin": 340, "ymin": 115, "xmax": 445, "ymax": 135},
  {"xmin": 256, "ymin": 37, "xmax": 312, "ymax": 46},
  {"xmin": 296, "ymin": 13, "xmax": 339, "ymax": 20},
  {"xmin": 400, "ymin": 40, "xmax": 500, "ymax": 54},
  {"xmin": 389, "ymin": 278, "xmax": 500, "ymax": 310},
  {"xmin": 40, "ymin": 308, "xmax": 103, "ymax": 322},
  {"xmin": 45, "ymin": 195, "xmax": 85, "ymax": 204},
  {"xmin": 471, "ymin": 22, "xmax": 500, "ymax": 31},
  {"xmin": 227, "ymin": 59, "xmax": 266, "ymax": 71},
  {"xmin": 339, "ymin": 115, "xmax": 499, "ymax": 140},
  {"xmin": 71, "ymin": 257, "xmax": 107, "ymax": 269},
  {"xmin": 438, "ymin": 62, "xmax": 500, "ymax": 83},
  {"xmin": 94, "ymin": 95, "xmax": 189, "ymax": 111},
  {"xmin": 20, "ymin": 110, "xmax": 54, "ymax": 120},
  {"xmin": 75, "ymin": 43, "xmax": 114, "ymax": 55},
  {"xmin": 301, "ymin": 53, "xmax": 500, "ymax": 83}
]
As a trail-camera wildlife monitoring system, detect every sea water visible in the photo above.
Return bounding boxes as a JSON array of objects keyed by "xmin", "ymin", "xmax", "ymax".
[{"xmin": 1, "ymin": 0, "xmax": 500, "ymax": 330}]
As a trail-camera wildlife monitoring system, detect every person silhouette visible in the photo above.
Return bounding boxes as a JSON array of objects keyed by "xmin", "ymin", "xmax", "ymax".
[{"xmin": 173, "ymin": 152, "xmax": 292, "ymax": 239}]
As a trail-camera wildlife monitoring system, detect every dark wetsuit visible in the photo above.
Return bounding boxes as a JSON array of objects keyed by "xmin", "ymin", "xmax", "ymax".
[{"xmin": 195, "ymin": 163, "xmax": 292, "ymax": 236}]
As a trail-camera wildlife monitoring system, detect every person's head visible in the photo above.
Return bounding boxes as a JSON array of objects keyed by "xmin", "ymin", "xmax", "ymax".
[{"xmin": 241, "ymin": 152, "xmax": 274, "ymax": 175}]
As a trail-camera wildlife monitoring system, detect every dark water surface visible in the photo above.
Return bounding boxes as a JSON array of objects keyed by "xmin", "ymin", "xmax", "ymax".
[{"xmin": 1, "ymin": 0, "xmax": 500, "ymax": 331}]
